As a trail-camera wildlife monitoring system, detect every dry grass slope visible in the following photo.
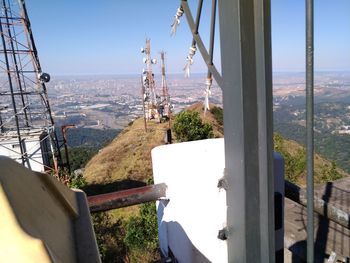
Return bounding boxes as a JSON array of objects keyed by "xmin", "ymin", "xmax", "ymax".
[
  {"xmin": 84, "ymin": 118, "xmax": 169, "ymax": 184},
  {"xmin": 84, "ymin": 102, "xmax": 222, "ymax": 185}
]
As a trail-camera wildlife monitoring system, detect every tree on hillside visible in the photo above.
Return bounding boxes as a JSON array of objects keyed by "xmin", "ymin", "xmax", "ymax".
[
  {"xmin": 210, "ymin": 106, "xmax": 223, "ymax": 125},
  {"xmin": 173, "ymin": 111, "xmax": 214, "ymax": 142}
]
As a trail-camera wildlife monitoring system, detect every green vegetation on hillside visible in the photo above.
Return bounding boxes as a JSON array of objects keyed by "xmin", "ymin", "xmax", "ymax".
[
  {"xmin": 68, "ymin": 147, "xmax": 97, "ymax": 172},
  {"xmin": 92, "ymin": 212, "xmax": 128, "ymax": 263},
  {"xmin": 70, "ymin": 173, "xmax": 159, "ymax": 262},
  {"xmin": 58, "ymin": 127, "xmax": 120, "ymax": 148},
  {"xmin": 173, "ymin": 110, "xmax": 213, "ymax": 142},
  {"xmin": 275, "ymin": 122, "xmax": 350, "ymax": 173},
  {"xmin": 274, "ymin": 133, "xmax": 306, "ymax": 183},
  {"xmin": 210, "ymin": 106, "xmax": 223, "ymax": 125},
  {"xmin": 124, "ymin": 202, "xmax": 159, "ymax": 262},
  {"xmin": 90, "ymin": 203, "xmax": 159, "ymax": 263},
  {"xmin": 273, "ymin": 132, "xmax": 343, "ymax": 185}
]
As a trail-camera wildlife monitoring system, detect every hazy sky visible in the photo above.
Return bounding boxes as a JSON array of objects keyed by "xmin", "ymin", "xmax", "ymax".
[{"xmin": 26, "ymin": 0, "xmax": 350, "ymax": 75}]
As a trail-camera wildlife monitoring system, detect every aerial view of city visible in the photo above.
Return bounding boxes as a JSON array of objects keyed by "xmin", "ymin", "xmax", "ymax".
[{"xmin": 0, "ymin": 1, "xmax": 350, "ymax": 263}]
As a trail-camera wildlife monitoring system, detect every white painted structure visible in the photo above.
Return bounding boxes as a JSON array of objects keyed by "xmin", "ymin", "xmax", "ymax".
[
  {"xmin": 152, "ymin": 139, "xmax": 227, "ymax": 262},
  {"xmin": 0, "ymin": 129, "xmax": 50, "ymax": 172},
  {"xmin": 152, "ymin": 138, "xmax": 284, "ymax": 262}
]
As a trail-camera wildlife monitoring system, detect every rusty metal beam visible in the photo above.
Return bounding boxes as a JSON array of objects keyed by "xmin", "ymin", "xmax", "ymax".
[
  {"xmin": 285, "ymin": 181, "xmax": 350, "ymax": 229},
  {"xmin": 87, "ymin": 183, "xmax": 167, "ymax": 213}
]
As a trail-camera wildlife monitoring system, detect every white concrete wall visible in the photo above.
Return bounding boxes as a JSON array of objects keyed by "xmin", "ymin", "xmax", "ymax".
[{"xmin": 152, "ymin": 138, "xmax": 227, "ymax": 263}]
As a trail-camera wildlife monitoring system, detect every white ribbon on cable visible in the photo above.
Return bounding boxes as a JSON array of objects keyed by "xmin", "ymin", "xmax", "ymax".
[
  {"xmin": 183, "ymin": 45, "xmax": 197, "ymax": 77},
  {"xmin": 204, "ymin": 77, "xmax": 212, "ymax": 114},
  {"xmin": 170, "ymin": 7, "xmax": 184, "ymax": 36}
]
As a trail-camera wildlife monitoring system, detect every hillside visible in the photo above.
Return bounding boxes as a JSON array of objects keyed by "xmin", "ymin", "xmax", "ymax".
[
  {"xmin": 82, "ymin": 102, "xmax": 348, "ymax": 262},
  {"xmin": 274, "ymin": 133, "xmax": 348, "ymax": 186},
  {"xmin": 83, "ymin": 102, "xmax": 223, "ymax": 186},
  {"xmin": 84, "ymin": 119, "xmax": 166, "ymax": 185},
  {"xmin": 84, "ymin": 102, "xmax": 348, "ymax": 189}
]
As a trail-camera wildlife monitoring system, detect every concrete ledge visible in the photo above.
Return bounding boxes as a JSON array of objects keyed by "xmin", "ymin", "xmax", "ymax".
[{"xmin": 0, "ymin": 156, "xmax": 100, "ymax": 263}]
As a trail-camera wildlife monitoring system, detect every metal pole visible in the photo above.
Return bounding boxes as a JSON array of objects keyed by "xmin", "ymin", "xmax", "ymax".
[
  {"xmin": 193, "ymin": 0, "xmax": 203, "ymax": 36},
  {"xmin": 217, "ymin": 0, "xmax": 274, "ymax": 261},
  {"xmin": 254, "ymin": 0, "xmax": 275, "ymax": 260},
  {"xmin": 88, "ymin": 183, "xmax": 167, "ymax": 212},
  {"xmin": 61, "ymin": 125, "xmax": 75, "ymax": 175},
  {"xmin": 204, "ymin": 0, "xmax": 216, "ymax": 108},
  {"xmin": 141, "ymin": 75, "xmax": 147, "ymax": 132},
  {"xmin": 306, "ymin": 0, "xmax": 314, "ymax": 262}
]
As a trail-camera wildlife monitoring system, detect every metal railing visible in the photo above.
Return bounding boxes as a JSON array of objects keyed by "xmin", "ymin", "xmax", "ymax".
[{"xmin": 305, "ymin": 0, "xmax": 315, "ymax": 261}]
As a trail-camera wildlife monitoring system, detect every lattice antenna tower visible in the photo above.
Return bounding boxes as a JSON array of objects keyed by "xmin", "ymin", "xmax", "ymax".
[
  {"xmin": 160, "ymin": 51, "xmax": 171, "ymax": 118},
  {"xmin": 141, "ymin": 38, "xmax": 159, "ymax": 121},
  {"xmin": 0, "ymin": 0, "xmax": 62, "ymax": 173}
]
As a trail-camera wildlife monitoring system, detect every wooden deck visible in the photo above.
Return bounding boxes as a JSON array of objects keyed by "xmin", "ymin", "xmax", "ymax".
[{"xmin": 284, "ymin": 177, "xmax": 350, "ymax": 262}]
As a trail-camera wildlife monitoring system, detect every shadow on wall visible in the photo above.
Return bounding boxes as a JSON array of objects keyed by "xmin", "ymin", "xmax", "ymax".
[
  {"xmin": 157, "ymin": 200, "xmax": 210, "ymax": 263},
  {"xmin": 163, "ymin": 221, "xmax": 211, "ymax": 263}
]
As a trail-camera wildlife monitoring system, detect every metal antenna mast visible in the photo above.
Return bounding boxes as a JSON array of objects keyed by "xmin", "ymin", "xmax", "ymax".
[
  {"xmin": 141, "ymin": 38, "xmax": 159, "ymax": 121},
  {"xmin": 160, "ymin": 51, "xmax": 171, "ymax": 119},
  {"xmin": 0, "ymin": 0, "xmax": 63, "ymax": 174}
]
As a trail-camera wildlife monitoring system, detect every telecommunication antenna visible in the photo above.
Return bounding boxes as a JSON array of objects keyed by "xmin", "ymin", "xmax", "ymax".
[
  {"xmin": 160, "ymin": 51, "xmax": 172, "ymax": 125},
  {"xmin": 141, "ymin": 38, "xmax": 160, "ymax": 122},
  {"xmin": 140, "ymin": 74, "xmax": 147, "ymax": 132},
  {"xmin": 0, "ymin": 0, "xmax": 64, "ymax": 175}
]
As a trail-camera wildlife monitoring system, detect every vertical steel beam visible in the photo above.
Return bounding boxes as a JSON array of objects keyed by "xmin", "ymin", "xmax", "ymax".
[
  {"xmin": 306, "ymin": 0, "xmax": 314, "ymax": 262},
  {"xmin": 218, "ymin": 0, "xmax": 274, "ymax": 262},
  {"xmin": 254, "ymin": 0, "xmax": 275, "ymax": 261}
]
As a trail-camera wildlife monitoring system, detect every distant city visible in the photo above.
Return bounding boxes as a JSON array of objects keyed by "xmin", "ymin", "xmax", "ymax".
[
  {"xmin": 39, "ymin": 71, "xmax": 350, "ymax": 135},
  {"xmin": 2, "ymin": 71, "xmax": 350, "ymax": 135},
  {"xmin": 46, "ymin": 74, "xmax": 223, "ymax": 130}
]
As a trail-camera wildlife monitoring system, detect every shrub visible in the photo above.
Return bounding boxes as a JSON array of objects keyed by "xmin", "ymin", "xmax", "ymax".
[
  {"xmin": 274, "ymin": 133, "xmax": 306, "ymax": 183},
  {"xmin": 124, "ymin": 202, "xmax": 158, "ymax": 251},
  {"xmin": 319, "ymin": 161, "xmax": 342, "ymax": 183},
  {"xmin": 68, "ymin": 174, "xmax": 87, "ymax": 189},
  {"xmin": 173, "ymin": 111, "xmax": 213, "ymax": 142},
  {"xmin": 210, "ymin": 106, "xmax": 223, "ymax": 125},
  {"xmin": 92, "ymin": 212, "xmax": 128, "ymax": 262}
]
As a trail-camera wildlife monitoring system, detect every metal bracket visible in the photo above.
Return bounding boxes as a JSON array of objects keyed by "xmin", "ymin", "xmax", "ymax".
[
  {"xmin": 217, "ymin": 227, "xmax": 229, "ymax": 240},
  {"xmin": 217, "ymin": 168, "xmax": 228, "ymax": 190}
]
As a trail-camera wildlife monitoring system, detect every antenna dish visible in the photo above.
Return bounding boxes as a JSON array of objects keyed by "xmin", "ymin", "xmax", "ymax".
[
  {"xmin": 141, "ymin": 47, "xmax": 145, "ymax": 53},
  {"xmin": 143, "ymin": 57, "xmax": 147, "ymax": 64},
  {"xmin": 39, "ymin": 73, "xmax": 50, "ymax": 83},
  {"xmin": 151, "ymin": 59, "xmax": 157, "ymax": 64}
]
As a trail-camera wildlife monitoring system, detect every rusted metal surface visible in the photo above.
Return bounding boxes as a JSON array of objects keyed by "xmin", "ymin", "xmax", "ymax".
[
  {"xmin": 88, "ymin": 183, "xmax": 167, "ymax": 212},
  {"xmin": 285, "ymin": 181, "xmax": 350, "ymax": 229},
  {"xmin": 61, "ymin": 124, "xmax": 76, "ymax": 174}
]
